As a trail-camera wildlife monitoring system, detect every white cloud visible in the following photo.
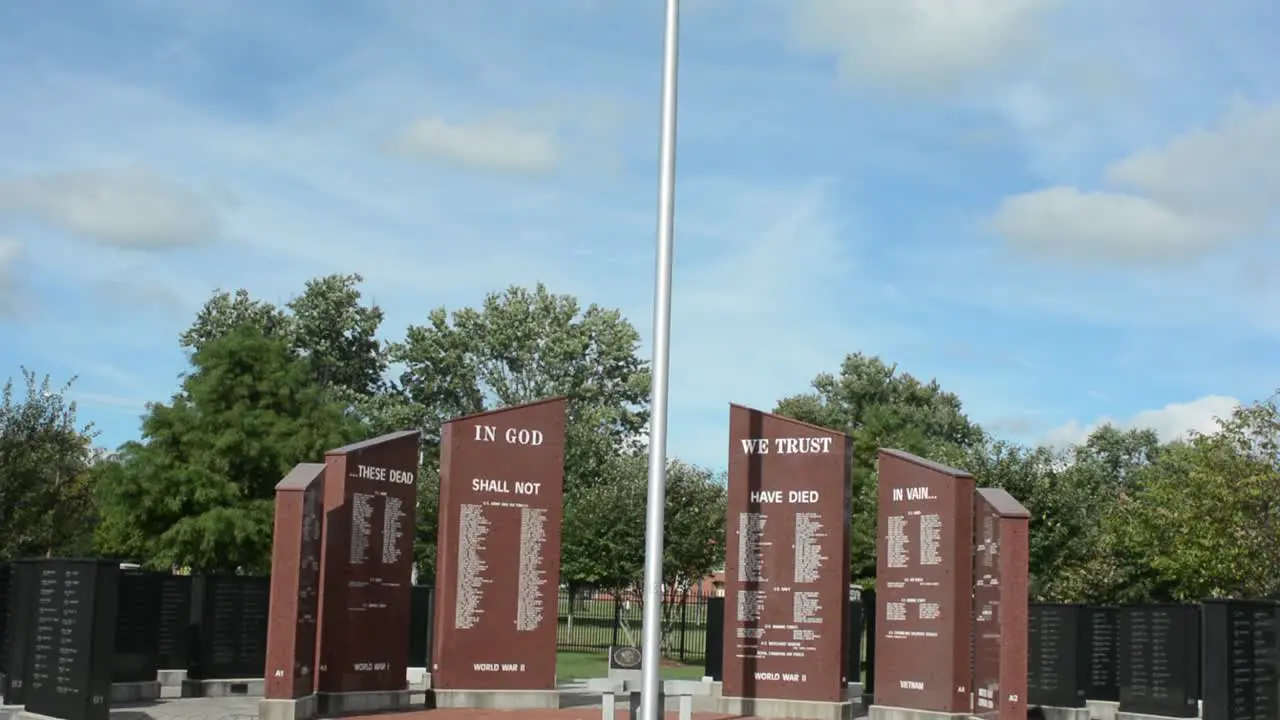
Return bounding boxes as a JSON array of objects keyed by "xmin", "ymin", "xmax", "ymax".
[
  {"xmin": 991, "ymin": 102, "xmax": 1280, "ymax": 265},
  {"xmin": 789, "ymin": 0, "xmax": 1061, "ymax": 93},
  {"xmin": 0, "ymin": 167, "xmax": 224, "ymax": 250},
  {"xmin": 388, "ymin": 117, "xmax": 561, "ymax": 175},
  {"xmin": 1044, "ymin": 394, "xmax": 1242, "ymax": 447},
  {"xmin": 990, "ymin": 187, "xmax": 1233, "ymax": 265}
]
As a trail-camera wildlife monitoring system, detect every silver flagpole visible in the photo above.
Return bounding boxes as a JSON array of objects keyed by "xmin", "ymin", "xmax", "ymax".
[{"xmin": 639, "ymin": 0, "xmax": 681, "ymax": 718}]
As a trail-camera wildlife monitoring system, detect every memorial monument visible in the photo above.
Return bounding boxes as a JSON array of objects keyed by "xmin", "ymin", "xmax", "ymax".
[
  {"xmin": 871, "ymin": 449, "xmax": 974, "ymax": 720},
  {"xmin": 23, "ymin": 559, "xmax": 120, "ymax": 720},
  {"xmin": 718, "ymin": 404, "xmax": 853, "ymax": 719},
  {"xmin": 971, "ymin": 488, "xmax": 1029, "ymax": 720},
  {"xmin": 1082, "ymin": 606, "xmax": 1120, "ymax": 717},
  {"xmin": 313, "ymin": 430, "xmax": 421, "ymax": 714},
  {"xmin": 1027, "ymin": 604, "xmax": 1088, "ymax": 714},
  {"xmin": 432, "ymin": 398, "xmax": 567, "ymax": 709},
  {"xmin": 1118, "ymin": 605, "xmax": 1201, "ymax": 719},
  {"xmin": 1201, "ymin": 599, "xmax": 1277, "ymax": 720},
  {"xmin": 260, "ymin": 462, "xmax": 326, "ymax": 720}
]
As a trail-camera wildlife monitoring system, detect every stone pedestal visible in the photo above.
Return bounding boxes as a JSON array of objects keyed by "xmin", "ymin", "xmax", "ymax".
[
  {"xmin": 258, "ymin": 695, "xmax": 318, "ymax": 720},
  {"xmin": 433, "ymin": 688, "xmax": 561, "ymax": 709},
  {"xmin": 316, "ymin": 689, "xmax": 415, "ymax": 715}
]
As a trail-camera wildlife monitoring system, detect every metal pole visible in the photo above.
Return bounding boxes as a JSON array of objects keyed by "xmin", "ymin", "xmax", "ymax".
[{"xmin": 639, "ymin": 0, "xmax": 681, "ymax": 718}]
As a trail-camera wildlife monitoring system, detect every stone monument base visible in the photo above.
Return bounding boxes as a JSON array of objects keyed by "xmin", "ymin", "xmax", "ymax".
[
  {"xmin": 317, "ymin": 688, "xmax": 415, "ymax": 715},
  {"xmin": 259, "ymin": 695, "xmax": 319, "ymax": 720},
  {"xmin": 1116, "ymin": 712, "xmax": 1195, "ymax": 720},
  {"xmin": 432, "ymin": 688, "xmax": 561, "ymax": 710},
  {"xmin": 1086, "ymin": 700, "xmax": 1119, "ymax": 720},
  {"xmin": 181, "ymin": 677, "xmax": 265, "ymax": 697},
  {"xmin": 867, "ymin": 705, "xmax": 971, "ymax": 720},
  {"xmin": 1034, "ymin": 706, "xmax": 1090, "ymax": 720},
  {"xmin": 111, "ymin": 680, "xmax": 162, "ymax": 703},
  {"xmin": 717, "ymin": 695, "xmax": 855, "ymax": 720}
]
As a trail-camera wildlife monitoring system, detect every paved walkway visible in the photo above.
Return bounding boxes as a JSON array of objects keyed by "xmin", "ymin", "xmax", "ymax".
[{"xmin": 3, "ymin": 699, "xmax": 745, "ymax": 720}]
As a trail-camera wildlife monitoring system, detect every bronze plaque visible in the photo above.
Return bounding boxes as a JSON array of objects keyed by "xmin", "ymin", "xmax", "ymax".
[
  {"xmin": 874, "ymin": 449, "xmax": 974, "ymax": 714},
  {"xmin": 972, "ymin": 488, "xmax": 1030, "ymax": 720},
  {"xmin": 721, "ymin": 404, "xmax": 853, "ymax": 703},
  {"xmin": 432, "ymin": 398, "xmax": 567, "ymax": 691},
  {"xmin": 264, "ymin": 463, "xmax": 325, "ymax": 699},
  {"xmin": 314, "ymin": 430, "xmax": 421, "ymax": 694}
]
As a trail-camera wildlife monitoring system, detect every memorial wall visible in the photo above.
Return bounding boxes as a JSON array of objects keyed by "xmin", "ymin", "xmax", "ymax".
[
  {"xmin": 970, "ymin": 488, "xmax": 1029, "ymax": 720},
  {"xmin": 721, "ymin": 404, "xmax": 852, "ymax": 703},
  {"xmin": 872, "ymin": 449, "xmax": 974, "ymax": 716},
  {"xmin": 432, "ymin": 398, "xmax": 567, "ymax": 691},
  {"xmin": 315, "ymin": 430, "xmax": 421, "ymax": 696},
  {"xmin": 1202, "ymin": 599, "xmax": 1278, "ymax": 720},
  {"xmin": 263, "ymin": 462, "xmax": 326, "ymax": 700},
  {"xmin": 24, "ymin": 560, "xmax": 118, "ymax": 720},
  {"xmin": 1118, "ymin": 604, "xmax": 1200, "ymax": 719}
]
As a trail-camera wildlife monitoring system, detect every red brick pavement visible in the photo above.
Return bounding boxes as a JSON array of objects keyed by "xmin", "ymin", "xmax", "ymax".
[{"xmin": 346, "ymin": 711, "xmax": 747, "ymax": 720}]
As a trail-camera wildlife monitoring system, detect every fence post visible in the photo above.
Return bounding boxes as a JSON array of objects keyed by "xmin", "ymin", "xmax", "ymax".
[
  {"xmin": 678, "ymin": 588, "xmax": 689, "ymax": 662},
  {"xmin": 611, "ymin": 594, "xmax": 622, "ymax": 647}
]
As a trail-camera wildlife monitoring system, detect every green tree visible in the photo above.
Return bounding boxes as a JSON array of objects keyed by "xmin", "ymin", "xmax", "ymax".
[
  {"xmin": 94, "ymin": 326, "xmax": 362, "ymax": 572},
  {"xmin": 775, "ymin": 353, "xmax": 984, "ymax": 578},
  {"xmin": 180, "ymin": 274, "xmax": 387, "ymax": 402},
  {"xmin": 560, "ymin": 456, "xmax": 647, "ymax": 593},
  {"xmin": 559, "ymin": 454, "xmax": 726, "ymax": 592},
  {"xmin": 1118, "ymin": 396, "xmax": 1280, "ymax": 600},
  {"xmin": 0, "ymin": 370, "xmax": 98, "ymax": 559},
  {"xmin": 389, "ymin": 284, "xmax": 650, "ymax": 580}
]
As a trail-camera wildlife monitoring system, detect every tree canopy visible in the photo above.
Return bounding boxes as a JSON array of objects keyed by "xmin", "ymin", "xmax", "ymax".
[{"xmin": 8, "ymin": 273, "xmax": 1278, "ymax": 604}]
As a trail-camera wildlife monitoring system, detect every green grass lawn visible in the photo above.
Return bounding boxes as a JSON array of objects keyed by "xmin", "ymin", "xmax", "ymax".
[{"xmin": 556, "ymin": 651, "xmax": 707, "ymax": 681}]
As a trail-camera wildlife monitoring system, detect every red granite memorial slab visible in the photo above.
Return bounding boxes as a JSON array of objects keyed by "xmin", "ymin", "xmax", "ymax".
[
  {"xmin": 873, "ymin": 449, "xmax": 975, "ymax": 716},
  {"xmin": 432, "ymin": 398, "xmax": 567, "ymax": 691},
  {"xmin": 264, "ymin": 462, "xmax": 326, "ymax": 700},
  {"xmin": 721, "ymin": 404, "xmax": 853, "ymax": 703},
  {"xmin": 314, "ymin": 430, "xmax": 421, "ymax": 695},
  {"xmin": 972, "ymin": 488, "xmax": 1030, "ymax": 720}
]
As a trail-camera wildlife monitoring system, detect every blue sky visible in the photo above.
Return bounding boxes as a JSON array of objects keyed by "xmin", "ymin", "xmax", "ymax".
[{"xmin": 1, "ymin": 0, "xmax": 1278, "ymax": 470}]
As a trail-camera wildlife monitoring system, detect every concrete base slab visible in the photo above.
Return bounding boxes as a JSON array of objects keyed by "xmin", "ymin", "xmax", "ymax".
[
  {"xmin": 868, "ymin": 705, "xmax": 970, "ymax": 720},
  {"xmin": 111, "ymin": 680, "xmax": 161, "ymax": 703},
  {"xmin": 181, "ymin": 677, "xmax": 265, "ymax": 698},
  {"xmin": 157, "ymin": 669, "xmax": 187, "ymax": 687},
  {"xmin": 1116, "ymin": 713, "xmax": 1197, "ymax": 720},
  {"xmin": 717, "ymin": 695, "xmax": 855, "ymax": 720},
  {"xmin": 259, "ymin": 695, "xmax": 318, "ymax": 720},
  {"xmin": 1087, "ymin": 701, "xmax": 1119, "ymax": 720},
  {"xmin": 432, "ymin": 689, "xmax": 560, "ymax": 710},
  {"xmin": 406, "ymin": 668, "xmax": 432, "ymax": 690},
  {"xmin": 1034, "ymin": 707, "xmax": 1090, "ymax": 720},
  {"xmin": 317, "ymin": 689, "xmax": 414, "ymax": 715}
]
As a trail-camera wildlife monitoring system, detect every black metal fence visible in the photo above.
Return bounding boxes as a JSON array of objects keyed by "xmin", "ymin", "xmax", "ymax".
[{"xmin": 556, "ymin": 589, "xmax": 713, "ymax": 662}]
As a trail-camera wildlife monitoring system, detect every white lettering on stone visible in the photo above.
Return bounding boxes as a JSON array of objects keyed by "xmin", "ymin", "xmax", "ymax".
[
  {"xmin": 899, "ymin": 680, "xmax": 925, "ymax": 690},
  {"xmin": 504, "ymin": 428, "xmax": 544, "ymax": 446},
  {"xmin": 750, "ymin": 490, "xmax": 782, "ymax": 503},
  {"xmin": 472, "ymin": 663, "xmax": 526, "ymax": 672},
  {"xmin": 891, "ymin": 486, "xmax": 936, "ymax": 502},
  {"xmin": 772, "ymin": 437, "xmax": 832, "ymax": 454},
  {"xmin": 748, "ymin": 490, "xmax": 819, "ymax": 503},
  {"xmin": 740, "ymin": 438, "xmax": 769, "ymax": 454},
  {"xmin": 472, "ymin": 478, "xmax": 510, "ymax": 493},
  {"xmin": 357, "ymin": 465, "xmax": 415, "ymax": 485}
]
